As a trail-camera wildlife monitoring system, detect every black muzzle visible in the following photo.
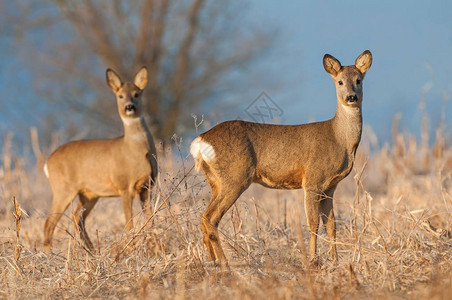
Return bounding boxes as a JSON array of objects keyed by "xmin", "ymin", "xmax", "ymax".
[
  {"xmin": 125, "ymin": 104, "xmax": 136, "ymax": 113},
  {"xmin": 346, "ymin": 95, "xmax": 358, "ymax": 103}
]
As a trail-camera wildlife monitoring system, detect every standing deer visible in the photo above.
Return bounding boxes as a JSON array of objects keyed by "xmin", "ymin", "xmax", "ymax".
[
  {"xmin": 190, "ymin": 50, "xmax": 372, "ymax": 268},
  {"xmin": 43, "ymin": 67, "xmax": 158, "ymax": 251}
]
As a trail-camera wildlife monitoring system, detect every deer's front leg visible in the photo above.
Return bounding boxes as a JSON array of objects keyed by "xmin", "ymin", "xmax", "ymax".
[
  {"xmin": 304, "ymin": 189, "xmax": 321, "ymax": 265},
  {"xmin": 319, "ymin": 188, "xmax": 338, "ymax": 262},
  {"xmin": 121, "ymin": 192, "xmax": 134, "ymax": 231}
]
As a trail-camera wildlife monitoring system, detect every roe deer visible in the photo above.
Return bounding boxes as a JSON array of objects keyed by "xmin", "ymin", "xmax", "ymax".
[
  {"xmin": 43, "ymin": 67, "xmax": 158, "ymax": 251},
  {"xmin": 190, "ymin": 50, "xmax": 372, "ymax": 268}
]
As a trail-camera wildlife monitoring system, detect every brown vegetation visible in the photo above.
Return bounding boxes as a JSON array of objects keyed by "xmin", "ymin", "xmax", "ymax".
[{"xmin": 0, "ymin": 117, "xmax": 451, "ymax": 298}]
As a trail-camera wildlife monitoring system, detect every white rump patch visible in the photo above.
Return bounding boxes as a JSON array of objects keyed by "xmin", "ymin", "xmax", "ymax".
[
  {"xmin": 43, "ymin": 162, "xmax": 49, "ymax": 178},
  {"xmin": 190, "ymin": 137, "xmax": 216, "ymax": 161},
  {"xmin": 190, "ymin": 137, "xmax": 216, "ymax": 171}
]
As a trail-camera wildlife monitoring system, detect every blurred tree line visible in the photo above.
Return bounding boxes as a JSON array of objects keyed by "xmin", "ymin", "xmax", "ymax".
[{"xmin": 1, "ymin": 0, "xmax": 274, "ymax": 146}]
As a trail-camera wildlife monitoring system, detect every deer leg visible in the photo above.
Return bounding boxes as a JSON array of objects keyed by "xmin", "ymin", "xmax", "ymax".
[
  {"xmin": 139, "ymin": 188, "xmax": 152, "ymax": 218},
  {"xmin": 121, "ymin": 192, "xmax": 134, "ymax": 231},
  {"xmin": 304, "ymin": 189, "xmax": 321, "ymax": 265},
  {"xmin": 319, "ymin": 188, "xmax": 337, "ymax": 262},
  {"xmin": 74, "ymin": 195, "xmax": 99, "ymax": 251},
  {"xmin": 202, "ymin": 180, "xmax": 219, "ymax": 262},
  {"xmin": 202, "ymin": 183, "xmax": 249, "ymax": 270},
  {"xmin": 43, "ymin": 189, "xmax": 78, "ymax": 250}
]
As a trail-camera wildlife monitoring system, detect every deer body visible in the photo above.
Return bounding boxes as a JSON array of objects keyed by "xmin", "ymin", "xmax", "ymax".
[
  {"xmin": 44, "ymin": 67, "xmax": 157, "ymax": 251},
  {"xmin": 191, "ymin": 50, "xmax": 372, "ymax": 268}
]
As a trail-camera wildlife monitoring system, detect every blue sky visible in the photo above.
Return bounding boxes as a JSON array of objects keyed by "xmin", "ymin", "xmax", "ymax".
[
  {"xmin": 1, "ymin": 0, "xmax": 451, "ymax": 147},
  {"xmin": 243, "ymin": 0, "xmax": 452, "ymax": 143}
]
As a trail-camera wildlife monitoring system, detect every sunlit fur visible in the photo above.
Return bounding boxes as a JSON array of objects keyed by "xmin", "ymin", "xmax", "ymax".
[{"xmin": 191, "ymin": 50, "xmax": 372, "ymax": 269}]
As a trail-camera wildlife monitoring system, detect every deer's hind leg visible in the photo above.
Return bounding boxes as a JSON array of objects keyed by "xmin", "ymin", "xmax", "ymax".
[
  {"xmin": 44, "ymin": 187, "xmax": 78, "ymax": 250},
  {"xmin": 139, "ymin": 186, "xmax": 152, "ymax": 218},
  {"xmin": 201, "ymin": 173, "xmax": 252, "ymax": 269},
  {"xmin": 140, "ymin": 170, "xmax": 157, "ymax": 219},
  {"xmin": 201, "ymin": 167, "xmax": 220, "ymax": 262}
]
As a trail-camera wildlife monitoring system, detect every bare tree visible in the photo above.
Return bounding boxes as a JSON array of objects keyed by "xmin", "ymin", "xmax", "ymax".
[{"xmin": 8, "ymin": 0, "xmax": 274, "ymax": 142}]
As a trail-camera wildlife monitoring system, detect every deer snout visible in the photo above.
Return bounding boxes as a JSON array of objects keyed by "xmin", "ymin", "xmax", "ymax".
[
  {"xmin": 346, "ymin": 95, "xmax": 358, "ymax": 103},
  {"xmin": 125, "ymin": 103, "xmax": 136, "ymax": 116}
]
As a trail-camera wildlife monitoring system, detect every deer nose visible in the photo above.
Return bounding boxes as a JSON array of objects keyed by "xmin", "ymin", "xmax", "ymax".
[
  {"xmin": 346, "ymin": 95, "xmax": 358, "ymax": 102},
  {"xmin": 125, "ymin": 104, "xmax": 136, "ymax": 112}
]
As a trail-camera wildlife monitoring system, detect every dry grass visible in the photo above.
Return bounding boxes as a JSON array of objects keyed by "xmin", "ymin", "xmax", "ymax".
[{"xmin": 1, "ymin": 119, "xmax": 451, "ymax": 299}]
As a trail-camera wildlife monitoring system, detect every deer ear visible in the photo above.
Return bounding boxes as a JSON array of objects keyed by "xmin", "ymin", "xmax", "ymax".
[
  {"xmin": 106, "ymin": 69, "xmax": 123, "ymax": 92},
  {"xmin": 355, "ymin": 50, "xmax": 372, "ymax": 74},
  {"xmin": 134, "ymin": 67, "xmax": 148, "ymax": 90},
  {"xmin": 323, "ymin": 54, "xmax": 342, "ymax": 76}
]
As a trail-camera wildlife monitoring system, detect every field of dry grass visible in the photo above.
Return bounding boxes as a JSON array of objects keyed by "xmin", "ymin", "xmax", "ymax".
[{"xmin": 1, "ymin": 119, "xmax": 451, "ymax": 299}]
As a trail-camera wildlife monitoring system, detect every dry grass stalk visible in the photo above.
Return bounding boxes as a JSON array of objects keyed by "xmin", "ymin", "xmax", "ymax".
[
  {"xmin": 347, "ymin": 263, "xmax": 360, "ymax": 289},
  {"xmin": 113, "ymin": 165, "xmax": 194, "ymax": 262},
  {"xmin": 29, "ymin": 127, "xmax": 45, "ymax": 172},
  {"xmin": 2, "ymin": 269, "xmax": 10, "ymax": 300},
  {"xmin": 12, "ymin": 197, "xmax": 23, "ymax": 277},
  {"xmin": 295, "ymin": 207, "xmax": 316, "ymax": 299}
]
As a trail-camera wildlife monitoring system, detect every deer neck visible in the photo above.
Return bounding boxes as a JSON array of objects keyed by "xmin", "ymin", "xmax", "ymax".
[
  {"xmin": 331, "ymin": 101, "xmax": 363, "ymax": 154},
  {"xmin": 122, "ymin": 116, "xmax": 154, "ymax": 150}
]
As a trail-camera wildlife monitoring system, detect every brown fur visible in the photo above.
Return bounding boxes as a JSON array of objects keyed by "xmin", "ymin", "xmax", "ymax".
[
  {"xmin": 191, "ymin": 50, "xmax": 372, "ymax": 268},
  {"xmin": 43, "ymin": 67, "xmax": 157, "ymax": 251}
]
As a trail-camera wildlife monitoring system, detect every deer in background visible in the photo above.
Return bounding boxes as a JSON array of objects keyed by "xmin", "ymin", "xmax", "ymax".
[
  {"xmin": 191, "ymin": 50, "xmax": 372, "ymax": 268},
  {"xmin": 44, "ymin": 67, "xmax": 158, "ymax": 251}
]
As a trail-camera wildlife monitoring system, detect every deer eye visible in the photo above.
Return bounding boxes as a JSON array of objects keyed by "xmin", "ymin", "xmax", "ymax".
[
  {"xmin": 134, "ymin": 93, "xmax": 139, "ymax": 98},
  {"xmin": 338, "ymin": 81, "xmax": 343, "ymax": 85},
  {"xmin": 356, "ymin": 79, "xmax": 361, "ymax": 84},
  {"xmin": 119, "ymin": 95, "xmax": 124, "ymax": 99}
]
